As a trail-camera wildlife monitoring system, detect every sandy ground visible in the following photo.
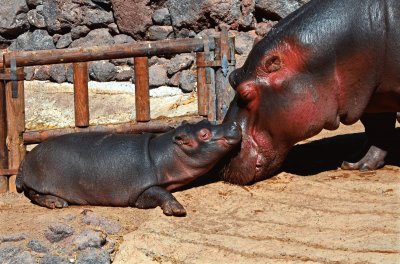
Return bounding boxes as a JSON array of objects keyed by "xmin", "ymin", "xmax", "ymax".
[
  {"xmin": 1, "ymin": 122, "xmax": 399, "ymax": 263},
  {"xmin": 0, "ymin": 82, "xmax": 399, "ymax": 263}
]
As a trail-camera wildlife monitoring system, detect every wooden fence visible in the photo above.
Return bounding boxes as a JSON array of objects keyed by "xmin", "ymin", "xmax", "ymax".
[{"xmin": 0, "ymin": 29, "xmax": 235, "ymax": 192}]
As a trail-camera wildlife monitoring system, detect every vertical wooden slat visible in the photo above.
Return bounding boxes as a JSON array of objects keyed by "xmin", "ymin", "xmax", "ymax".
[
  {"xmin": 196, "ymin": 52, "xmax": 208, "ymax": 116},
  {"xmin": 5, "ymin": 67, "xmax": 25, "ymax": 192},
  {"xmin": 134, "ymin": 57, "xmax": 150, "ymax": 122},
  {"xmin": 215, "ymin": 27, "xmax": 236, "ymax": 121},
  {"xmin": 0, "ymin": 79, "xmax": 8, "ymax": 193},
  {"xmin": 73, "ymin": 62, "xmax": 89, "ymax": 127}
]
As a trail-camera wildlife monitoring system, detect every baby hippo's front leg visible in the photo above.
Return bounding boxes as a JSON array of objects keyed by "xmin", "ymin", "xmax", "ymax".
[{"xmin": 134, "ymin": 186, "xmax": 186, "ymax": 217}]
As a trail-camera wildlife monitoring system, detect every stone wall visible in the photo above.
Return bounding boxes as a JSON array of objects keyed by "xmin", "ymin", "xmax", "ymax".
[{"xmin": 0, "ymin": 0, "xmax": 309, "ymax": 92}]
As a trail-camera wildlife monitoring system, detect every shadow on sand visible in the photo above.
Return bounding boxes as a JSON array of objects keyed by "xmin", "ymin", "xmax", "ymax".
[
  {"xmin": 281, "ymin": 129, "xmax": 400, "ymax": 176},
  {"xmin": 181, "ymin": 129, "xmax": 400, "ymax": 191}
]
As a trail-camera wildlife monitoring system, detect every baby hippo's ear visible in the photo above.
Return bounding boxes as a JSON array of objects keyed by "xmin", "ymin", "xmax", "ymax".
[
  {"xmin": 173, "ymin": 134, "xmax": 189, "ymax": 145},
  {"xmin": 181, "ymin": 120, "xmax": 189, "ymax": 126}
]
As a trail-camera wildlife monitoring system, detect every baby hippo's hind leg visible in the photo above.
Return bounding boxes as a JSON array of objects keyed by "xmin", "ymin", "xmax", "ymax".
[
  {"xmin": 134, "ymin": 186, "xmax": 186, "ymax": 217},
  {"xmin": 25, "ymin": 189, "xmax": 68, "ymax": 209}
]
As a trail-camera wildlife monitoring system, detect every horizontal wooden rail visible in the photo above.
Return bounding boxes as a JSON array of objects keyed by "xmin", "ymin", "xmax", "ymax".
[
  {"xmin": 23, "ymin": 116, "xmax": 205, "ymax": 144},
  {"xmin": 3, "ymin": 38, "xmax": 206, "ymax": 67},
  {"xmin": 0, "ymin": 169, "xmax": 18, "ymax": 176}
]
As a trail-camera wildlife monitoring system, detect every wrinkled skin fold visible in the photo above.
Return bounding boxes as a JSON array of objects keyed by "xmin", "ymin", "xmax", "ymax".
[{"xmin": 220, "ymin": 0, "xmax": 400, "ymax": 185}]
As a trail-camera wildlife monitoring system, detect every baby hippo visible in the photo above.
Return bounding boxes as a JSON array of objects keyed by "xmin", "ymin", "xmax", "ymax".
[{"xmin": 16, "ymin": 120, "xmax": 241, "ymax": 216}]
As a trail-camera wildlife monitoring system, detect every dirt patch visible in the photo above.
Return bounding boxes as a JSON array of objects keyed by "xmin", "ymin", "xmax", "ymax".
[{"xmin": 1, "ymin": 123, "xmax": 400, "ymax": 263}]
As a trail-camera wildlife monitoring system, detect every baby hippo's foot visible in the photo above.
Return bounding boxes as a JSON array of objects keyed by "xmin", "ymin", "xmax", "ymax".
[
  {"xmin": 161, "ymin": 200, "xmax": 186, "ymax": 217},
  {"xmin": 341, "ymin": 145, "xmax": 387, "ymax": 171},
  {"xmin": 26, "ymin": 189, "xmax": 68, "ymax": 209},
  {"xmin": 135, "ymin": 186, "xmax": 187, "ymax": 217}
]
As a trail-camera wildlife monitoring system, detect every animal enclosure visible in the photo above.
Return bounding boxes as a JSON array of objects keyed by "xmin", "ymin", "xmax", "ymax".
[{"xmin": 0, "ymin": 29, "xmax": 236, "ymax": 193}]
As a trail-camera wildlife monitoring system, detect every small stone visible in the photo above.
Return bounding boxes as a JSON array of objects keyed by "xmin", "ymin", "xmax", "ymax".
[
  {"xmin": 0, "ymin": 246, "xmax": 22, "ymax": 263},
  {"xmin": 76, "ymin": 248, "xmax": 111, "ymax": 264},
  {"xmin": 0, "ymin": 233, "xmax": 26, "ymax": 242},
  {"xmin": 179, "ymin": 70, "xmax": 196, "ymax": 92},
  {"xmin": 45, "ymin": 223, "xmax": 74, "ymax": 243},
  {"xmin": 24, "ymin": 67, "xmax": 35, "ymax": 81},
  {"xmin": 150, "ymin": 86, "xmax": 182, "ymax": 98},
  {"xmin": 115, "ymin": 68, "xmax": 134, "ymax": 82},
  {"xmin": 56, "ymin": 33, "xmax": 72, "ymax": 49},
  {"xmin": 27, "ymin": 9, "xmax": 46, "ymax": 28},
  {"xmin": 235, "ymin": 31, "xmax": 257, "ymax": 55},
  {"xmin": 152, "ymin": 8, "xmax": 171, "ymax": 25},
  {"xmin": 66, "ymin": 64, "xmax": 74, "ymax": 83},
  {"xmin": 149, "ymin": 64, "xmax": 168, "ymax": 88},
  {"xmin": 41, "ymin": 255, "xmax": 70, "ymax": 264},
  {"xmin": 167, "ymin": 72, "xmax": 181, "ymax": 87},
  {"xmin": 167, "ymin": 54, "xmax": 195, "ymax": 76},
  {"xmin": 72, "ymin": 230, "xmax": 107, "ymax": 250},
  {"xmin": 113, "ymin": 34, "xmax": 135, "ymax": 44},
  {"xmin": 71, "ymin": 25, "xmax": 90, "ymax": 40},
  {"xmin": 27, "ymin": 240, "xmax": 49, "ymax": 253},
  {"xmin": 8, "ymin": 251, "xmax": 35, "ymax": 264},
  {"xmin": 108, "ymin": 23, "xmax": 120, "ymax": 34},
  {"xmin": 81, "ymin": 210, "xmax": 121, "ymax": 235},
  {"xmin": 148, "ymin": 26, "xmax": 174, "ymax": 41},
  {"xmin": 49, "ymin": 64, "xmax": 67, "ymax": 83},
  {"xmin": 34, "ymin": 65, "xmax": 50, "ymax": 81},
  {"xmin": 89, "ymin": 61, "xmax": 117, "ymax": 82}
]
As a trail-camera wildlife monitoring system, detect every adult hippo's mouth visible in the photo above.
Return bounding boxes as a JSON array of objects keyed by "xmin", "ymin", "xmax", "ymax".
[{"xmin": 219, "ymin": 127, "xmax": 286, "ymax": 185}]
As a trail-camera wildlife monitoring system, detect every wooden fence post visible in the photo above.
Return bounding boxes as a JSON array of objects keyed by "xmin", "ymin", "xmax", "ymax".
[
  {"xmin": 214, "ymin": 27, "xmax": 236, "ymax": 122},
  {"xmin": 0, "ymin": 79, "xmax": 8, "ymax": 193},
  {"xmin": 5, "ymin": 67, "xmax": 26, "ymax": 192},
  {"xmin": 134, "ymin": 57, "xmax": 150, "ymax": 122},
  {"xmin": 196, "ymin": 52, "xmax": 208, "ymax": 117},
  {"xmin": 73, "ymin": 62, "xmax": 89, "ymax": 127}
]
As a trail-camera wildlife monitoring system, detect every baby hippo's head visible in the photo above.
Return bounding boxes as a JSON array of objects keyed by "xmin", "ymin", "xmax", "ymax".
[{"xmin": 172, "ymin": 119, "xmax": 242, "ymax": 167}]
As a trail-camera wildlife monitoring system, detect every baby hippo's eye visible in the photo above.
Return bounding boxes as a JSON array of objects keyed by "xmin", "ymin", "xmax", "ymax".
[{"xmin": 198, "ymin": 128, "xmax": 211, "ymax": 141}]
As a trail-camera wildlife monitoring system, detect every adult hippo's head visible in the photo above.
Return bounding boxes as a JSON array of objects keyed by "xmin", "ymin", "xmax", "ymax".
[{"xmin": 218, "ymin": 28, "xmax": 337, "ymax": 185}]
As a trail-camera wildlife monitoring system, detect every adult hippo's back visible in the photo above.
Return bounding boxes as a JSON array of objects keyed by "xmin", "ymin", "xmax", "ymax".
[{"xmin": 221, "ymin": 0, "xmax": 400, "ymax": 184}]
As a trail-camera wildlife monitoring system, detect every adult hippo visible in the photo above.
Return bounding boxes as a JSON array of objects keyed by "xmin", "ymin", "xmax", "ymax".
[
  {"xmin": 16, "ymin": 120, "xmax": 241, "ymax": 216},
  {"xmin": 221, "ymin": 0, "xmax": 400, "ymax": 185}
]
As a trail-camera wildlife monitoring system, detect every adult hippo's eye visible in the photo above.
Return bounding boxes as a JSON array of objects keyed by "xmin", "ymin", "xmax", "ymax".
[
  {"xmin": 237, "ymin": 86, "xmax": 256, "ymax": 103},
  {"xmin": 198, "ymin": 128, "xmax": 211, "ymax": 141}
]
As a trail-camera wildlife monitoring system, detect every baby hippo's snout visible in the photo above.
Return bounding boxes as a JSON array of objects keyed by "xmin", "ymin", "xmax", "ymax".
[{"xmin": 218, "ymin": 121, "xmax": 242, "ymax": 145}]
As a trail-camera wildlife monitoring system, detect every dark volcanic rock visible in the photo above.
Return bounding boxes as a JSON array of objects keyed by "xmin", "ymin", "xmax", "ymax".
[
  {"xmin": 9, "ymin": 29, "xmax": 55, "ymax": 51},
  {"xmin": 167, "ymin": 0, "xmax": 242, "ymax": 31},
  {"xmin": 0, "ymin": 246, "xmax": 22, "ymax": 263},
  {"xmin": 83, "ymin": 9, "xmax": 114, "ymax": 27},
  {"xmin": 234, "ymin": 31, "xmax": 257, "ymax": 55},
  {"xmin": 8, "ymin": 251, "xmax": 35, "ymax": 264},
  {"xmin": 113, "ymin": 34, "xmax": 135, "ymax": 44},
  {"xmin": 45, "ymin": 223, "xmax": 74, "ymax": 243},
  {"xmin": 72, "ymin": 230, "xmax": 107, "ymax": 250},
  {"xmin": 76, "ymin": 248, "xmax": 111, "ymax": 264},
  {"xmin": 152, "ymin": 8, "xmax": 171, "ymax": 26},
  {"xmin": 81, "ymin": 210, "xmax": 121, "ymax": 235},
  {"xmin": 255, "ymin": 0, "xmax": 309, "ymax": 19},
  {"xmin": 179, "ymin": 70, "xmax": 196, "ymax": 92},
  {"xmin": 49, "ymin": 64, "xmax": 67, "ymax": 83},
  {"xmin": 56, "ymin": 33, "xmax": 72, "ymax": 49},
  {"xmin": 112, "ymin": 0, "xmax": 153, "ymax": 39},
  {"xmin": 149, "ymin": 64, "xmax": 168, "ymax": 88},
  {"xmin": 27, "ymin": 240, "xmax": 49, "ymax": 253},
  {"xmin": 167, "ymin": 54, "xmax": 195, "ymax": 76},
  {"xmin": 115, "ymin": 68, "xmax": 134, "ymax": 81},
  {"xmin": 255, "ymin": 21, "xmax": 276, "ymax": 37},
  {"xmin": 148, "ymin": 26, "xmax": 174, "ymax": 40},
  {"xmin": 27, "ymin": 8, "xmax": 46, "ymax": 28},
  {"xmin": 71, "ymin": 25, "xmax": 91, "ymax": 40},
  {"xmin": 70, "ymin": 28, "xmax": 114, "ymax": 48},
  {"xmin": 89, "ymin": 61, "xmax": 117, "ymax": 82},
  {"xmin": 41, "ymin": 255, "xmax": 70, "ymax": 264},
  {"xmin": 0, "ymin": 0, "xmax": 29, "ymax": 38},
  {"xmin": 34, "ymin": 65, "xmax": 51, "ymax": 81}
]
